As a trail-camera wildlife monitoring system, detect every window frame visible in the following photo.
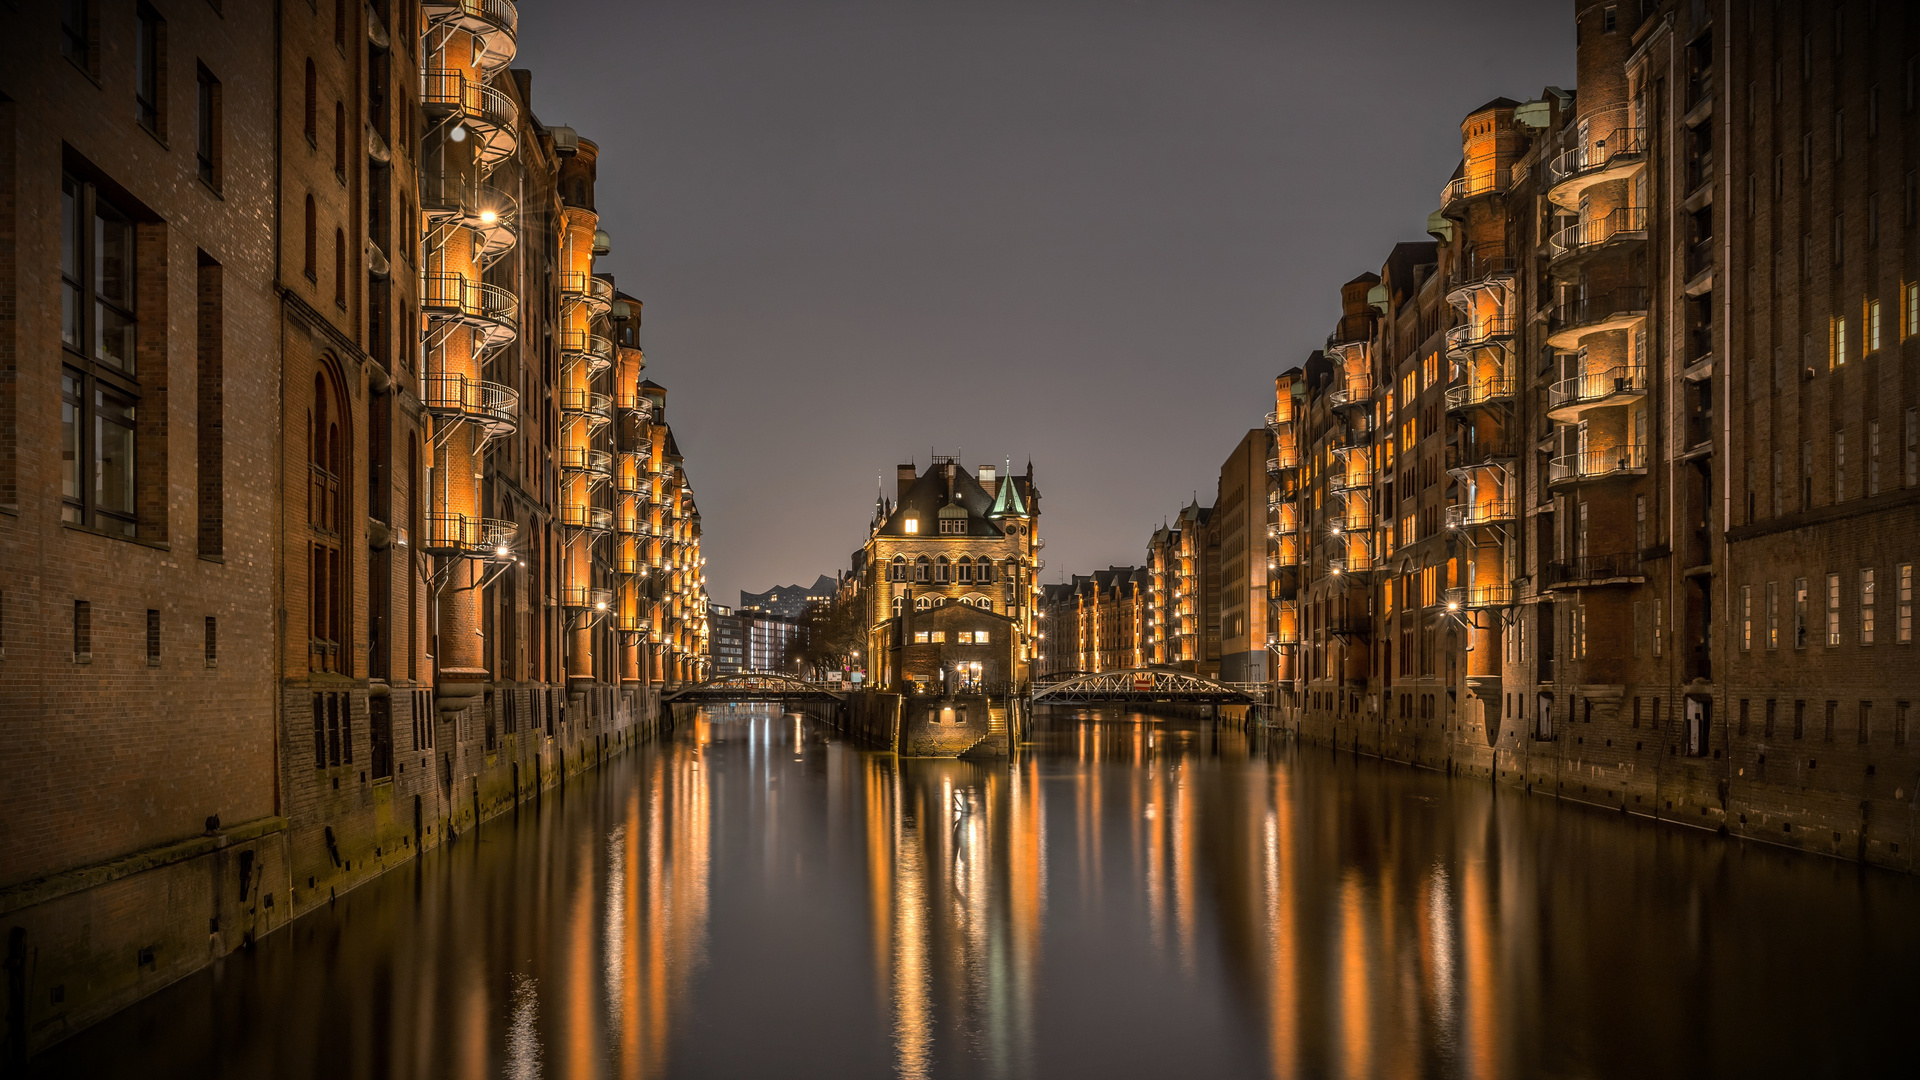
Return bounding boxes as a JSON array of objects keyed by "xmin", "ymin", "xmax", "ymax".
[{"xmin": 60, "ymin": 174, "xmax": 142, "ymax": 539}]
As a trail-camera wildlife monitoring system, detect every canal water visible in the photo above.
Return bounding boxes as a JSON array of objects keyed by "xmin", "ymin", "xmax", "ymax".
[{"xmin": 33, "ymin": 706, "xmax": 1920, "ymax": 1079}]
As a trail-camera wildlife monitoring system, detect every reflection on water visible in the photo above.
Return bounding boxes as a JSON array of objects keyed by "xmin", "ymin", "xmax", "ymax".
[{"xmin": 33, "ymin": 705, "xmax": 1920, "ymax": 1079}]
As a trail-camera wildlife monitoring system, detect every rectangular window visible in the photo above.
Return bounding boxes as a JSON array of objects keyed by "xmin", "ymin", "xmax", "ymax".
[
  {"xmin": 1765, "ymin": 698, "xmax": 1778, "ymax": 737},
  {"xmin": 1794, "ymin": 577, "xmax": 1809, "ymax": 648},
  {"xmin": 1868, "ymin": 299, "xmax": 1883, "ymax": 352},
  {"xmin": 1827, "ymin": 572, "xmax": 1842, "ymax": 646},
  {"xmin": 976, "ymin": 630, "xmax": 989, "ymax": 643},
  {"xmin": 1802, "ymin": 441, "xmax": 1814, "ymax": 509},
  {"xmin": 1653, "ymin": 601, "xmax": 1662, "ymax": 657},
  {"xmin": 1741, "ymin": 585, "xmax": 1752, "ymax": 651},
  {"xmin": 73, "ymin": 599, "xmax": 91, "ymax": 662},
  {"xmin": 196, "ymin": 65, "xmax": 221, "ymax": 190},
  {"xmin": 146, "ymin": 608, "xmax": 160, "ymax": 665},
  {"xmin": 60, "ymin": 175, "xmax": 141, "ymax": 539},
  {"xmin": 1832, "ymin": 316, "xmax": 1847, "ymax": 367},
  {"xmin": 136, "ymin": 4, "xmax": 164, "ymax": 137},
  {"xmin": 1835, "ymin": 431, "xmax": 1846, "ymax": 500},
  {"xmin": 197, "ymin": 257, "xmax": 223, "ymax": 557},
  {"xmin": 1860, "ymin": 702, "xmax": 1873, "ymax": 744},
  {"xmin": 930, "ymin": 631, "xmax": 945, "ymax": 644},
  {"xmin": 1900, "ymin": 563, "xmax": 1912, "ymax": 643},
  {"xmin": 1635, "ymin": 494, "xmax": 1647, "ymax": 551},
  {"xmin": 1909, "ymin": 282, "xmax": 1920, "ymax": 339},
  {"xmin": 61, "ymin": 0, "xmax": 90, "ymax": 66},
  {"xmin": 1767, "ymin": 582, "xmax": 1779, "ymax": 650},
  {"xmin": 1862, "ymin": 569, "xmax": 1876, "ymax": 644},
  {"xmin": 913, "ymin": 631, "xmax": 929, "ymax": 644},
  {"xmin": 1794, "ymin": 699, "xmax": 1806, "ymax": 739},
  {"xmin": 205, "ymin": 615, "xmax": 217, "ymax": 667},
  {"xmin": 1870, "ymin": 420, "xmax": 1882, "ymax": 495}
]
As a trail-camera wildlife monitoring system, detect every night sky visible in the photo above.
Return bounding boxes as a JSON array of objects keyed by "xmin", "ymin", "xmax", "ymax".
[{"xmin": 514, "ymin": 1, "xmax": 1573, "ymax": 605}]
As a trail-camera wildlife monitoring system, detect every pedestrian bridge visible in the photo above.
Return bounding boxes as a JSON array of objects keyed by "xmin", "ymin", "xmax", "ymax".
[
  {"xmin": 662, "ymin": 672, "xmax": 847, "ymax": 705},
  {"xmin": 1029, "ymin": 668, "xmax": 1264, "ymax": 705}
]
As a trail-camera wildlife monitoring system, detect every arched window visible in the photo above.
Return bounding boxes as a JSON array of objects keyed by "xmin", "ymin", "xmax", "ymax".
[
  {"xmin": 303, "ymin": 59, "xmax": 316, "ymax": 142},
  {"xmin": 935, "ymin": 555, "xmax": 950, "ymax": 583},
  {"xmin": 978, "ymin": 599, "xmax": 992, "ymax": 612},
  {"xmin": 957, "ymin": 556, "xmax": 973, "ymax": 583},
  {"xmin": 303, "ymin": 195, "xmax": 316, "ymax": 279},
  {"xmin": 977, "ymin": 559, "xmax": 992, "ymax": 584},
  {"xmin": 889, "ymin": 555, "xmax": 906, "ymax": 582},
  {"xmin": 333, "ymin": 228, "xmax": 346, "ymax": 306},
  {"xmin": 915, "ymin": 597, "xmax": 931, "ymax": 610},
  {"xmin": 914, "ymin": 556, "xmax": 930, "ymax": 583},
  {"xmin": 892, "ymin": 595, "xmax": 904, "ymax": 617},
  {"xmin": 334, "ymin": 101, "xmax": 346, "ymax": 178},
  {"xmin": 310, "ymin": 364, "xmax": 348, "ymax": 673}
]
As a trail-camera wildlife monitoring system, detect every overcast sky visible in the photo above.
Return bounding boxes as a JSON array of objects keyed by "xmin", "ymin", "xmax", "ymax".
[{"xmin": 515, "ymin": 0, "xmax": 1573, "ymax": 605}]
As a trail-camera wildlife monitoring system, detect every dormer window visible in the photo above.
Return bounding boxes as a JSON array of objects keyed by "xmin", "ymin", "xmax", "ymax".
[
  {"xmin": 904, "ymin": 517, "xmax": 919, "ymax": 534},
  {"xmin": 939, "ymin": 517, "xmax": 966, "ymax": 535}
]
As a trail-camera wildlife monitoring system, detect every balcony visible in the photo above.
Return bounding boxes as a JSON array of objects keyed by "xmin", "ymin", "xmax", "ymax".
[
  {"xmin": 559, "ymin": 388, "xmax": 613, "ymax": 429},
  {"xmin": 1546, "ymin": 365, "xmax": 1648, "ymax": 421},
  {"xmin": 1545, "ymin": 552, "xmax": 1644, "ymax": 588},
  {"xmin": 619, "ymin": 393, "xmax": 657, "ymax": 421},
  {"xmin": 1545, "ymin": 127, "xmax": 1648, "ymax": 209},
  {"xmin": 559, "ymin": 446, "xmax": 612, "ymax": 486},
  {"xmin": 1328, "ymin": 469, "xmax": 1370, "ymax": 494},
  {"xmin": 1443, "ymin": 316, "xmax": 1515, "ymax": 358},
  {"xmin": 1548, "ymin": 445, "xmax": 1649, "ymax": 489},
  {"xmin": 560, "ymin": 586, "xmax": 615, "ymax": 611},
  {"xmin": 420, "ymin": 513, "xmax": 517, "ymax": 558},
  {"xmin": 614, "ymin": 550, "xmax": 642, "ymax": 575},
  {"xmin": 1265, "ymin": 409, "xmax": 1294, "ymax": 433},
  {"xmin": 560, "ymin": 331, "xmax": 614, "ymax": 375},
  {"xmin": 560, "ymin": 272, "xmax": 614, "ymax": 316},
  {"xmin": 1444, "ymin": 500, "xmax": 1516, "ymax": 530},
  {"xmin": 422, "ymin": 373, "xmax": 518, "ymax": 436},
  {"xmin": 1444, "ymin": 258, "xmax": 1517, "ymax": 306},
  {"xmin": 1547, "ymin": 207, "xmax": 1648, "ymax": 266},
  {"xmin": 1545, "ymin": 287, "xmax": 1650, "ymax": 349},
  {"xmin": 1267, "ymin": 626, "xmax": 1300, "ymax": 648},
  {"xmin": 1444, "ymin": 376, "xmax": 1515, "ymax": 414},
  {"xmin": 1443, "ymin": 584, "xmax": 1513, "ymax": 610},
  {"xmin": 420, "ymin": 70, "xmax": 517, "ymax": 166},
  {"xmin": 1440, "ymin": 167, "xmax": 1512, "ymax": 217},
  {"xmin": 1445, "ymin": 440, "xmax": 1519, "ymax": 476},
  {"xmin": 421, "ymin": 1, "xmax": 518, "ymax": 71},
  {"xmin": 614, "ymin": 453, "xmax": 653, "ymax": 495},
  {"xmin": 420, "ymin": 272, "xmax": 518, "ymax": 348},
  {"xmin": 1265, "ymin": 447, "xmax": 1300, "ymax": 476},
  {"xmin": 557, "ymin": 504, "xmax": 613, "ymax": 534},
  {"xmin": 617, "ymin": 612, "xmax": 651, "ymax": 634},
  {"xmin": 1327, "ymin": 375, "xmax": 1372, "ymax": 411},
  {"xmin": 420, "ymin": 173, "xmax": 519, "ymax": 260}
]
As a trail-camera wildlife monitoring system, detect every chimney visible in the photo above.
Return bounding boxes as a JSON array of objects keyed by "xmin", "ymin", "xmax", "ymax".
[
  {"xmin": 978, "ymin": 464, "xmax": 996, "ymax": 486},
  {"xmin": 896, "ymin": 464, "xmax": 916, "ymax": 502}
]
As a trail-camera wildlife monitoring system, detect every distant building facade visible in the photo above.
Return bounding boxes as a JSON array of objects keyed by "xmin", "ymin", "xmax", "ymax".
[{"xmin": 740, "ymin": 575, "xmax": 838, "ymax": 620}]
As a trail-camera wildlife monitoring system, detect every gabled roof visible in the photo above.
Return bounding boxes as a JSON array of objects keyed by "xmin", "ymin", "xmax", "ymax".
[
  {"xmin": 988, "ymin": 473, "xmax": 1029, "ymax": 519},
  {"xmin": 876, "ymin": 462, "xmax": 1005, "ymax": 538}
]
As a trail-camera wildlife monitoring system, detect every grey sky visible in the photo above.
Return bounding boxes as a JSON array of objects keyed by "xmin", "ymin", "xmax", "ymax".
[{"xmin": 515, "ymin": 1, "xmax": 1573, "ymax": 603}]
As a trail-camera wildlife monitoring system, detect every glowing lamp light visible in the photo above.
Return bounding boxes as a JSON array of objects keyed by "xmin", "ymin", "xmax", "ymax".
[
  {"xmin": 595, "ymin": 600, "xmax": 608, "ymax": 611},
  {"xmin": 1447, "ymin": 601, "xmax": 1460, "ymax": 611},
  {"xmin": 479, "ymin": 208, "xmax": 498, "ymax": 224},
  {"xmin": 495, "ymin": 545, "xmax": 509, "ymax": 558}
]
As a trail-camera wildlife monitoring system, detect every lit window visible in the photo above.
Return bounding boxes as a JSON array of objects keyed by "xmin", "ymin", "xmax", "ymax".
[
  {"xmin": 1741, "ymin": 585, "xmax": 1752, "ymax": 651},
  {"xmin": 1827, "ymin": 573, "xmax": 1842, "ymax": 646},
  {"xmin": 914, "ymin": 631, "xmax": 929, "ymax": 644},
  {"xmin": 977, "ymin": 630, "xmax": 989, "ymax": 643},
  {"xmin": 1862, "ymin": 569, "xmax": 1876, "ymax": 644},
  {"xmin": 930, "ymin": 631, "xmax": 945, "ymax": 644},
  {"xmin": 1868, "ymin": 299, "xmax": 1883, "ymax": 352},
  {"xmin": 1767, "ymin": 582, "xmax": 1779, "ymax": 650},
  {"xmin": 1907, "ymin": 282, "xmax": 1920, "ymax": 339},
  {"xmin": 1832, "ymin": 316, "xmax": 1848, "ymax": 367},
  {"xmin": 903, "ymin": 517, "xmax": 919, "ymax": 534},
  {"xmin": 956, "ymin": 631, "xmax": 973, "ymax": 644},
  {"xmin": 1794, "ymin": 578, "xmax": 1809, "ymax": 648},
  {"xmin": 1900, "ymin": 563, "xmax": 1913, "ymax": 643}
]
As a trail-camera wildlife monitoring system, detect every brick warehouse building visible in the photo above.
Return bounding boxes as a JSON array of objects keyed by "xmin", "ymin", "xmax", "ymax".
[
  {"xmin": 861, "ymin": 459, "xmax": 1042, "ymax": 693},
  {"xmin": 1271, "ymin": 0, "xmax": 1920, "ymax": 870},
  {"xmin": 0, "ymin": 1, "xmax": 709, "ymax": 1057}
]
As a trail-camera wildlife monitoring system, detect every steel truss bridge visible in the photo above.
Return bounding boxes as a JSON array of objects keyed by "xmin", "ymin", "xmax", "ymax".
[
  {"xmin": 661, "ymin": 671, "xmax": 847, "ymax": 706},
  {"xmin": 1029, "ymin": 668, "xmax": 1264, "ymax": 705}
]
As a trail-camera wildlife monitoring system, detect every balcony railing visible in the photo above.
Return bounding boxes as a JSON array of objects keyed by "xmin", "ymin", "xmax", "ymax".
[
  {"xmin": 556, "ymin": 504, "xmax": 613, "ymax": 533},
  {"xmin": 1546, "ymin": 287, "xmax": 1649, "ymax": 347},
  {"xmin": 420, "ymin": 513, "xmax": 518, "ymax": 558},
  {"xmin": 560, "ymin": 586, "xmax": 615, "ymax": 610},
  {"xmin": 615, "ymin": 454, "xmax": 653, "ymax": 495},
  {"xmin": 422, "ymin": 0, "xmax": 519, "ymax": 63},
  {"xmin": 1547, "ymin": 365, "xmax": 1648, "ymax": 417},
  {"xmin": 617, "ymin": 612, "xmax": 651, "ymax": 633},
  {"xmin": 420, "ymin": 272, "xmax": 518, "ymax": 346},
  {"xmin": 420, "ymin": 70, "xmax": 518, "ymax": 163},
  {"xmin": 1445, "ymin": 440, "xmax": 1519, "ymax": 473},
  {"xmin": 1548, "ymin": 445, "xmax": 1649, "ymax": 486},
  {"xmin": 1546, "ymin": 552, "xmax": 1642, "ymax": 587},
  {"xmin": 1443, "ymin": 584, "xmax": 1513, "ymax": 610},
  {"xmin": 1444, "ymin": 317, "xmax": 1515, "ymax": 356},
  {"xmin": 1444, "ymin": 501, "xmax": 1516, "ymax": 529},
  {"xmin": 1446, "ymin": 257, "xmax": 1517, "ymax": 299},
  {"xmin": 1265, "ymin": 409, "xmax": 1294, "ymax": 431},
  {"xmin": 1548, "ymin": 207, "xmax": 1649, "ymax": 261},
  {"xmin": 1546, "ymin": 128, "xmax": 1648, "ymax": 189},
  {"xmin": 1327, "ymin": 376, "xmax": 1372, "ymax": 410},
  {"xmin": 422, "ymin": 373, "xmax": 518, "ymax": 434},
  {"xmin": 559, "ymin": 272, "xmax": 615, "ymax": 315},
  {"xmin": 558, "ymin": 388, "xmax": 613, "ymax": 427},
  {"xmin": 1441, "ymin": 167, "xmax": 1512, "ymax": 212},
  {"xmin": 1328, "ymin": 469, "xmax": 1370, "ymax": 494},
  {"xmin": 1444, "ymin": 376, "xmax": 1515, "ymax": 413},
  {"xmin": 559, "ymin": 446, "xmax": 611, "ymax": 484},
  {"xmin": 560, "ymin": 331, "xmax": 614, "ymax": 374}
]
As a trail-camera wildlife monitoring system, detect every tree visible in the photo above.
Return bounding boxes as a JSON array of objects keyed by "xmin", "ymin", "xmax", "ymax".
[{"xmin": 783, "ymin": 596, "xmax": 863, "ymax": 678}]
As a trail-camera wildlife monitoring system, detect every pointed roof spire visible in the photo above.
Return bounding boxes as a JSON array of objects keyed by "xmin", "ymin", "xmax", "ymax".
[{"xmin": 989, "ymin": 472, "xmax": 1028, "ymax": 518}]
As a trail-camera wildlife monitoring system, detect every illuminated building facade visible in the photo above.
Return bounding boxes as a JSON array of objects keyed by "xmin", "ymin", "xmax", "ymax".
[
  {"xmin": 1275, "ymin": 0, "xmax": 1920, "ymax": 868},
  {"xmin": 0, "ymin": 1, "xmax": 712, "ymax": 1050},
  {"xmin": 1036, "ymin": 567, "xmax": 1149, "ymax": 677},
  {"xmin": 861, "ymin": 458, "xmax": 1041, "ymax": 692}
]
